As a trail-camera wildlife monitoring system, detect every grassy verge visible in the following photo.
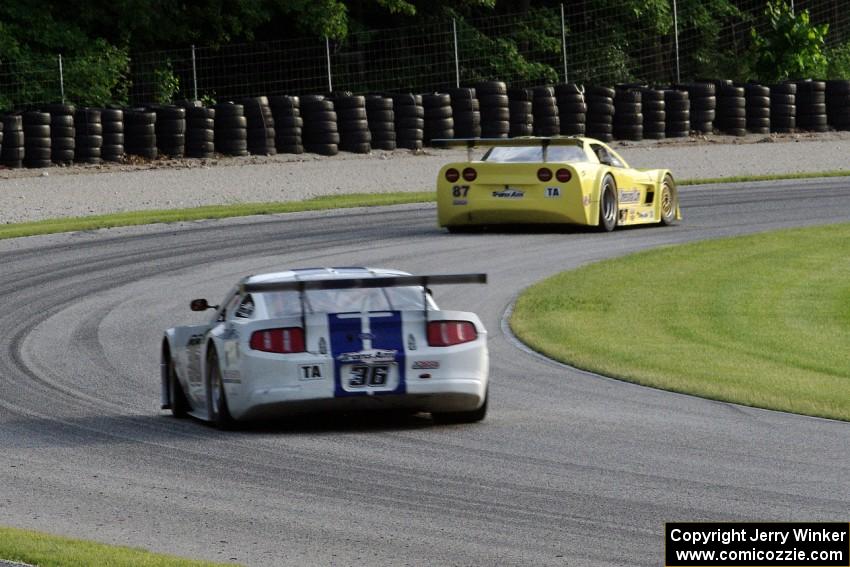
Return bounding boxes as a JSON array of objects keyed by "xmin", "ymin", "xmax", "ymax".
[
  {"xmin": 510, "ymin": 222, "xmax": 850, "ymax": 421},
  {"xmin": 0, "ymin": 526, "xmax": 239, "ymax": 567},
  {"xmin": 2, "ymin": 170, "xmax": 850, "ymax": 241}
]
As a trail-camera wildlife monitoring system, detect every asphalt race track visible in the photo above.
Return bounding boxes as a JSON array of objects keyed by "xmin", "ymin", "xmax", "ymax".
[{"xmin": 1, "ymin": 179, "xmax": 849, "ymax": 566}]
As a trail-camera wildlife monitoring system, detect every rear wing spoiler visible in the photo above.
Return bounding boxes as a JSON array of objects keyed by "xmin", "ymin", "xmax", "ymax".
[{"xmin": 431, "ymin": 136, "xmax": 583, "ymax": 161}]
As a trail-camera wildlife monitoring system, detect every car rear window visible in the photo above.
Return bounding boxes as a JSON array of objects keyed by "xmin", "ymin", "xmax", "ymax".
[{"xmin": 483, "ymin": 145, "xmax": 587, "ymax": 163}]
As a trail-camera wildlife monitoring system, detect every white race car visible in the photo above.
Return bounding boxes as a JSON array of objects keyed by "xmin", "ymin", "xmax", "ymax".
[{"xmin": 161, "ymin": 267, "xmax": 489, "ymax": 427}]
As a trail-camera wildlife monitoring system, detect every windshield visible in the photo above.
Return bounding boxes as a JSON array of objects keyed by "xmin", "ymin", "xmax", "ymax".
[
  {"xmin": 483, "ymin": 145, "xmax": 587, "ymax": 163},
  {"xmin": 261, "ymin": 287, "xmax": 436, "ymax": 317}
]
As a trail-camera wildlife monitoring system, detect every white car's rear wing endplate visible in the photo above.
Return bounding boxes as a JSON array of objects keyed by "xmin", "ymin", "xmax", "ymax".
[{"xmin": 431, "ymin": 136, "xmax": 582, "ymax": 161}]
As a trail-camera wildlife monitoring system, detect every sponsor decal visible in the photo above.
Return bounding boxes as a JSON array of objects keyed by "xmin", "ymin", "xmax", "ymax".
[
  {"xmin": 412, "ymin": 360, "xmax": 440, "ymax": 370},
  {"xmin": 582, "ymin": 195, "xmax": 591, "ymax": 207},
  {"xmin": 492, "ymin": 187, "xmax": 524, "ymax": 199},
  {"xmin": 299, "ymin": 364, "xmax": 324, "ymax": 380},
  {"xmin": 544, "ymin": 187, "xmax": 561, "ymax": 198},
  {"xmin": 337, "ymin": 349, "xmax": 397, "ymax": 364},
  {"xmin": 619, "ymin": 189, "xmax": 641, "ymax": 204},
  {"xmin": 453, "ymin": 198, "xmax": 468, "ymax": 205},
  {"xmin": 619, "ymin": 209, "xmax": 628, "ymax": 221},
  {"xmin": 222, "ymin": 370, "xmax": 241, "ymax": 384},
  {"xmin": 637, "ymin": 210, "xmax": 654, "ymax": 220}
]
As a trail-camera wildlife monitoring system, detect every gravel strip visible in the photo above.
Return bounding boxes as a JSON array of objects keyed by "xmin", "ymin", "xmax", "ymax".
[{"xmin": 1, "ymin": 132, "xmax": 849, "ymax": 224}]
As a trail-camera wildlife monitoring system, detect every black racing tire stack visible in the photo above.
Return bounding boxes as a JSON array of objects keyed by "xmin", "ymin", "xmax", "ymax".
[
  {"xmin": 151, "ymin": 105, "xmax": 186, "ymax": 158},
  {"xmin": 532, "ymin": 86, "xmax": 560, "ymax": 137},
  {"xmin": 100, "ymin": 107, "xmax": 124, "ymax": 162},
  {"xmin": 613, "ymin": 88, "xmax": 643, "ymax": 141},
  {"xmin": 507, "ymin": 87, "xmax": 533, "ymax": 137},
  {"xmin": 682, "ymin": 82, "xmax": 716, "ymax": 134},
  {"xmin": 715, "ymin": 84, "xmax": 747, "ymax": 136},
  {"xmin": 826, "ymin": 80, "xmax": 850, "ymax": 130},
  {"xmin": 744, "ymin": 83, "xmax": 771, "ymax": 134},
  {"xmin": 0, "ymin": 120, "xmax": 3, "ymax": 161},
  {"xmin": 332, "ymin": 94, "xmax": 371, "ymax": 153},
  {"xmin": 240, "ymin": 96, "xmax": 276, "ymax": 155},
  {"xmin": 422, "ymin": 93, "xmax": 454, "ymax": 145},
  {"xmin": 392, "ymin": 94, "xmax": 424, "ymax": 150},
  {"xmin": 213, "ymin": 102, "xmax": 249, "ymax": 157},
  {"xmin": 770, "ymin": 83, "xmax": 796, "ymax": 132},
  {"xmin": 74, "ymin": 108, "xmax": 104, "ymax": 164},
  {"xmin": 639, "ymin": 88, "xmax": 666, "ymax": 139},
  {"xmin": 585, "ymin": 85, "xmax": 615, "ymax": 142},
  {"xmin": 269, "ymin": 95, "xmax": 303, "ymax": 154},
  {"xmin": 365, "ymin": 95, "xmax": 395, "ymax": 150},
  {"xmin": 476, "ymin": 81, "xmax": 509, "ymax": 138},
  {"xmin": 184, "ymin": 106, "xmax": 215, "ymax": 159},
  {"xmin": 124, "ymin": 108, "xmax": 157, "ymax": 159},
  {"xmin": 555, "ymin": 83, "xmax": 586, "ymax": 136},
  {"xmin": 1, "ymin": 114, "xmax": 24, "ymax": 168},
  {"xmin": 301, "ymin": 95, "xmax": 340, "ymax": 156},
  {"xmin": 44, "ymin": 103, "xmax": 76, "ymax": 165},
  {"xmin": 664, "ymin": 89, "xmax": 690, "ymax": 137},
  {"xmin": 447, "ymin": 88, "xmax": 480, "ymax": 139},
  {"xmin": 23, "ymin": 111, "xmax": 52, "ymax": 168},
  {"xmin": 794, "ymin": 80, "xmax": 827, "ymax": 132}
]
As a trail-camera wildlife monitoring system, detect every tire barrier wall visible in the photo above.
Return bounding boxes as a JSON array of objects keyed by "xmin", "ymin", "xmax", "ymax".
[
  {"xmin": 555, "ymin": 83, "xmax": 586, "ymax": 136},
  {"xmin": 745, "ymin": 84, "xmax": 770, "ymax": 135},
  {"xmin": 301, "ymin": 95, "xmax": 339, "ymax": 156},
  {"xmin": 585, "ymin": 85, "xmax": 615, "ymax": 142},
  {"xmin": 152, "ymin": 105, "xmax": 186, "ymax": 158},
  {"xmin": 476, "ymin": 81, "xmax": 509, "ymax": 139},
  {"xmin": 23, "ymin": 111, "xmax": 52, "ymax": 168},
  {"xmin": 101, "ymin": 107, "xmax": 125, "ymax": 162},
  {"xmin": 507, "ymin": 88, "xmax": 533, "ymax": 138},
  {"xmin": 213, "ymin": 102, "xmax": 249, "ymax": 157},
  {"xmin": 333, "ymin": 94, "xmax": 371, "ymax": 154},
  {"xmin": 124, "ymin": 108, "xmax": 157, "ymax": 159},
  {"xmin": 640, "ymin": 88, "xmax": 665, "ymax": 140},
  {"xmin": 185, "ymin": 106, "xmax": 215, "ymax": 159},
  {"xmin": 613, "ymin": 88, "xmax": 643, "ymax": 141},
  {"xmin": 1, "ymin": 114, "xmax": 24, "ymax": 168},
  {"xmin": 532, "ymin": 86, "xmax": 559, "ymax": 137},
  {"xmin": 270, "ymin": 95, "xmax": 304, "ymax": 154},
  {"xmin": 392, "ymin": 93, "xmax": 424, "ymax": 150},
  {"xmin": 795, "ymin": 80, "xmax": 827, "ymax": 132},
  {"xmin": 447, "ymin": 87, "xmax": 480, "ymax": 138},
  {"xmin": 240, "ymin": 96, "xmax": 276, "ymax": 155},
  {"xmin": 770, "ymin": 83, "xmax": 796, "ymax": 133},
  {"xmin": 826, "ymin": 80, "xmax": 850, "ymax": 130},
  {"xmin": 664, "ymin": 89, "xmax": 690, "ymax": 138},
  {"xmin": 365, "ymin": 95, "xmax": 396, "ymax": 151},
  {"xmin": 43, "ymin": 103, "xmax": 75, "ymax": 164},
  {"xmin": 422, "ymin": 93, "xmax": 454, "ymax": 144}
]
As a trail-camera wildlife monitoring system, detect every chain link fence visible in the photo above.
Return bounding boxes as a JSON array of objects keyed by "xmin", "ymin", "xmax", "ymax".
[{"xmin": 2, "ymin": 0, "xmax": 849, "ymax": 109}]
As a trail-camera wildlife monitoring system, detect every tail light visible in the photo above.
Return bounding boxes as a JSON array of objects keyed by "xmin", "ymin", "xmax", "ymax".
[
  {"xmin": 537, "ymin": 168, "xmax": 552, "ymax": 182},
  {"xmin": 462, "ymin": 167, "xmax": 477, "ymax": 182},
  {"xmin": 250, "ymin": 328, "xmax": 305, "ymax": 353},
  {"xmin": 556, "ymin": 168, "xmax": 572, "ymax": 182},
  {"xmin": 427, "ymin": 321, "xmax": 477, "ymax": 347},
  {"xmin": 445, "ymin": 168, "xmax": 460, "ymax": 182}
]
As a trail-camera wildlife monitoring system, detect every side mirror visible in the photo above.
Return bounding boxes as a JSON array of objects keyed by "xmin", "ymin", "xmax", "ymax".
[{"xmin": 190, "ymin": 298, "xmax": 211, "ymax": 311}]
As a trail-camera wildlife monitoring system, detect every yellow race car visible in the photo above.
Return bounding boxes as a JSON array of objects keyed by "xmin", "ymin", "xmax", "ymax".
[{"xmin": 434, "ymin": 137, "xmax": 680, "ymax": 232}]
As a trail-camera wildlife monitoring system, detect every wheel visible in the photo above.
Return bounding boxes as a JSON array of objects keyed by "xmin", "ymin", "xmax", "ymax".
[
  {"xmin": 598, "ymin": 174, "xmax": 618, "ymax": 232},
  {"xmin": 433, "ymin": 390, "xmax": 487, "ymax": 424},
  {"xmin": 206, "ymin": 348, "xmax": 234, "ymax": 428},
  {"xmin": 166, "ymin": 353, "xmax": 189, "ymax": 418},
  {"xmin": 659, "ymin": 174, "xmax": 678, "ymax": 226}
]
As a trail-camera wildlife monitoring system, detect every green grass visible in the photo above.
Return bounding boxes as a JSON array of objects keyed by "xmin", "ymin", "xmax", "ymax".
[
  {"xmin": 510, "ymin": 222, "xmax": 850, "ymax": 421},
  {"xmin": 2, "ymin": 170, "xmax": 850, "ymax": 241},
  {"xmin": 0, "ymin": 526, "xmax": 240, "ymax": 567}
]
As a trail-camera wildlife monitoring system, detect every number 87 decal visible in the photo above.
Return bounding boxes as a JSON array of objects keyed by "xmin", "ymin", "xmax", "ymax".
[
  {"xmin": 349, "ymin": 365, "xmax": 390, "ymax": 387},
  {"xmin": 452, "ymin": 185, "xmax": 470, "ymax": 197}
]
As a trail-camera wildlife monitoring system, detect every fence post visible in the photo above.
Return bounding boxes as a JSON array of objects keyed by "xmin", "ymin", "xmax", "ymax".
[
  {"xmin": 673, "ymin": 0, "xmax": 680, "ymax": 84},
  {"xmin": 58, "ymin": 54, "xmax": 65, "ymax": 103},
  {"xmin": 191, "ymin": 44, "xmax": 198, "ymax": 101},
  {"xmin": 560, "ymin": 4, "xmax": 568, "ymax": 83},
  {"xmin": 453, "ymin": 19, "xmax": 460, "ymax": 88},
  {"xmin": 325, "ymin": 36, "xmax": 333, "ymax": 92}
]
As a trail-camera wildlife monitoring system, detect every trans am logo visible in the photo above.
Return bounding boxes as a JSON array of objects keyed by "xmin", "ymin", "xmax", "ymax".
[
  {"xmin": 492, "ymin": 188, "xmax": 524, "ymax": 199},
  {"xmin": 337, "ymin": 349, "xmax": 397, "ymax": 364}
]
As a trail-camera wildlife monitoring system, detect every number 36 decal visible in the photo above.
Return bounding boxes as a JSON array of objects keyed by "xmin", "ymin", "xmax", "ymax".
[{"xmin": 349, "ymin": 365, "xmax": 390, "ymax": 387}]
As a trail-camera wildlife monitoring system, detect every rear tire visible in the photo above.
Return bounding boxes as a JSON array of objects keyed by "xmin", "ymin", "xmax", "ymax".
[
  {"xmin": 167, "ymin": 353, "xmax": 190, "ymax": 419},
  {"xmin": 433, "ymin": 390, "xmax": 488, "ymax": 424},
  {"xmin": 598, "ymin": 174, "xmax": 618, "ymax": 232},
  {"xmin": 207, "ymin": 348, "xmax": 234, "ymax": 428},
  {"xmin": 659, "ymin": 174, "xmax": 678, "ymax": 226}
]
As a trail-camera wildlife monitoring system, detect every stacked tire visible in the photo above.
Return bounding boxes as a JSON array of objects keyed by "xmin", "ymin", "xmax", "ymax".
[
  {"xmin": 744, "ymin": 83, "xmax": 771, "ymax": 134},
  {"xmin": 794, "ymin": 80, "xmax": 827, "ymax": 132},
  {"xmin": 365, "ymin": 95, "xmax": 395, "ymax": 151},
  {"xmin": 124, "ymin": 109, "xmax": 157, "ymax": 159},
  {"xmin": 151, "ymin": 106, "xmax": 186, "ymax": 158},
  {"xmin": 44, "ymin": 103, "xmax": 75, "ymax": 164},
  {"xmin": 770, "ymin": 83, "xmax": 796, "ymax": 132},
  {"xmin": 393, "ymin": 94, "xmax": 424, "ymax": 150},
  {"xmin": 613, "ymin": 88, "xmax": 643, "ymax": 141},
  {"xmin": 532, "ymin": 86, "xmax": 559, "ymax": 137},
  {"xmin": 640, "ymin": 88, "xmax": 666, "ymax": 139},
  {"xmin": 1, "ymin": 115, "xmax": 24, "ymax": 168},
  {"xmin": 301, "ymin": 95, "xmax": 339, "ymax": 156},
  {"xmin": 23, "ymin": 111, "xmax": 52, "ymax": 168},
  {"xmin": 185, "ymin": 106, "xmax": 215, "ymax": 159},
  {"xmin": 447, "ymin": 88, "xmax": 480, "ymax": 138},
  {"xmin": 214, "ymin": 102, "xmax": 249, "ymax": 157},
  {"xmin": 507, "ymin": 87, "xmax": 533, "ymax": 137},
  {"xmin": 100, "ymin": 108, "xmax": 124, "ymax": 162},
  {"xmin": 270, "ymin": 95, "xmax": 304, "ymax": 154},
  {"xmin": 826, "ymin": 80, "xmax": 850, "ymax": 130},
  {"xmin": 240, "ymin": 97, "xmax": 276, "ymax": 155},
  {"xmin": 0, "ymin": 120, "xmax": 3, "ymax": 161},
  {"xmin": 585, "ymin": 86, "xmax": 615, "ymax": 142},
  {"xmin": 555, "ymin": 83, "xmax": 586, "ymax": 136},
  {"xmin": 331, "ymin": 95, "xmax": 370, "ymax": 153},
  {"xmin": 664, "ymin": 89, "xmax": 690, "ymax": 137},
  {"xmin": 74, "ymin": 108, "xmax": 103, "ymax": 164},
  {"xmin": 422, "ymin": 93, "xmax": 453, "ymax": 145},
  {"xmin": 683, "ymin": 82, "xmax": 716, "ymax": 133},
  {"xmin": 476, "ymin": 81, "xmax": 509, "ymax": 138},
  {"xmin": 716, "ymin": 84, "xmax": 747, "ymax": 136}
]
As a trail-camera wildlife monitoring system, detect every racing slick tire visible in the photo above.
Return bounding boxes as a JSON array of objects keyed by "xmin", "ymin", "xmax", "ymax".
[
  {"xmin": 207, "ymin": 348, "xmax": 234, "ymax": 429},
  {"xmin": 660, "ymin": 174, "xmax": 678, "ymax": 226},
  {"xmin": 432, "ymin": 390, "xmax": 487, "ymax": 424},
  {"xmin": 165, "ymin": 349, "xmax": 189, "ymax": 418},
  {"xmin": 598, "ymin": 174, "xmax": 618, "ymax": 232}
]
